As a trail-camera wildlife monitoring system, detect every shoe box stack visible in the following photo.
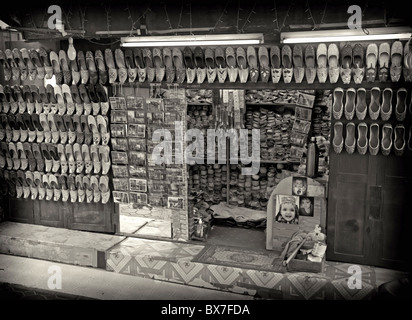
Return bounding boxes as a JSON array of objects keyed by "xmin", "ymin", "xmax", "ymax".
[
  {"xmin": 331, "ymin": 86, "xmax": 412, "ymax": 156},
  {"xmin": 188, "ymin": 164, "xmax": 227, "ymax": 203},
  {"xmin": 0, "ymin": 48, "xmax": 112, "ymax": 204}
]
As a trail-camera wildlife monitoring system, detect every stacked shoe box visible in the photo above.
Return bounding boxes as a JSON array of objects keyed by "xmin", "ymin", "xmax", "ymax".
[{"xmin": 0, "ymin": 83, "xmax": 111, "ymax": 204}]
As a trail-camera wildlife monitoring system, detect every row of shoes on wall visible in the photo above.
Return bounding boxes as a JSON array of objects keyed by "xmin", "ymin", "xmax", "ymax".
[
  {"xmin": 0, "ymin": 141, "xmax": 110, "ymax": 175},
  {"xmin": 333, "ymin": 121, "xmax": 412, "ymax": 156},
  {"xmin": 0, "ymin": 84, "xmax": 109, "ymax": 117},
  {"xmin": 0, "ymin": 112, "xmax": 110, "ymax": 146},
  {"xmin": 0, "ymin": 169, "xmax": 110, "ymax": 204},
  {"xmin": 332, "ymin": 87, "xmax": 411, "ymax": 121}
]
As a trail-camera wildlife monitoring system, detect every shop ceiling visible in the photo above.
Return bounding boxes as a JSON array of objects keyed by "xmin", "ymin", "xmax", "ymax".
[{"xmin": 0, "ymin": 0, "xmax": 410, "ymax": 44}]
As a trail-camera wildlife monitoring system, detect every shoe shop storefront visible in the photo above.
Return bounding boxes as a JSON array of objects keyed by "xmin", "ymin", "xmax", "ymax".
[{"xmin": 0, "ymin": 0, "xmax": 411, "ymax": 290}]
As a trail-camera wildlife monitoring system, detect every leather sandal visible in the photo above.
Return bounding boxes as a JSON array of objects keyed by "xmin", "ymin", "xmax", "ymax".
[
  {"xmin": 395, "ymin": 88, "xmax": 407, "ymax": 121},
  {"xmin": 39, "ymin": 47, "xmax": 53, "ymax": 80},
  {"xmin": 95, "ymin": 49, "xmax": 108, "ymax": 85},
  {"xmin": 258, "ymin": 46, "xmax": 270, "ymax": 83},
  {"xmin": 333, "ymin": 121, "xmax": 344, "ymax": 154},
  {"xmin": 172, "ymin": 48, "xmax": 185, "ymax": 83},
  {"xmin": 99, "ymin": 175, "xmax": 110, "ymax": 204},
  {"xmin": 0, "ymin": 50, "xmax": 12, "ymax": 81},
  {"xmin": 48, "ymin": 144, "xmax": 60, "ymax": 173},
  {"xmin": 381, "ymin": 88, "xmax": 393, "ymax": 121},
  {"xmin": 73, "ymin": 143, "xmax": 84, "ymax": 174},
  {"xmin": 332, "ymin": 87, "xmax": 344, "ymax": 120},
  {"xmin": 105, "ymin": 49, "xmax": 117, "ymax": 84},
  {"xmin": 355, "ymin": 88, "xmax": 367, "ymax": 121},
  {"xmin": 95, "ymin": 84, "xmax": 109, "ymax": 116},
  {"xmin": 394, "ymin": 124, "xmax": 405, "ymax": 156},
  {"xmin": 366, "ymin": 43, "xmax": 378, "ymax": 82},
  {"xmin": 57, "ymin": 144, "xmax": 68, "ymax": 174},
  {"xmin": 378, "ymin": 42, "xmax": 390, "ymax": 82},
  {"xmin": 352, "ymin": 43, "xmax": 365, "ymax": 84},
  {"xmin": 194, "ymin": 46, "xmax": 207, "ymax": 84},
  {"xmin": 70, "ymin": 85, "xmax": 84, "ymax": 115},
  {"xmin": 215, "ymin": 47, "xmax": 227, "ymax": 83},
  {"xmin": 16, "ymin": 142, "xmax": 28, "ymax": 170},
  {"xmin": 205, "ymin": 47, "xmax": 216, "ymax": 83},
  {"xmin": 344, "ymin": 88, "xmax": 356, "ymax": 121},
  {"xmin": 327, "ymin": 43, "xmax": 339, "ymax": 83},
  {"xmin": 90, "ymin": 175, "xmax": 101, "ymax": 203},
  {"xmin": 21, "ymin": 48, "xmax": 37, "ymax": 81},
  {"xmin": 270, "ymin": 45, "xmax": 282, "ymax": 83},
  {"xmin": 75, "ymin": 174, "xmax": 84, "ymax": 203},
  {"xmin": 142, "ymin": 48, "xmax": 155, "ymax": 83},
  {"xmin": 5, "ymin": 49, "xmax": 20, "ymax": 81},
  {"xmin": 381, "ymin": 123, "xmax": 393, "ymax": 156},
  {"xmin": 40, "ymin": 143, "xmax": 53, "ymax": 172},
  {"xmin": 86, "ymin": 51, "xmax": 98, "ymax": 85},
  {"xmin": 133, "ymin": 48, "xmax": 146, "ymax": 83},
  {"xmin": 226, "ymin": 46, "xmax": 238, "ymax": 83},
  {"xmin": 82, "ymin": 144, "xmax": 93, "ymax": 174},
  {"xmin": 99, "ymin": 145, "xmax": 111, "ymax": 175},
  {"xmin": 12, "ymin": 48, "xmax": 27, "ymax": 81},
  {"xmin": 90, "ymin": 144, "xmax": 101, "ymax": 174},
  {"xmin": 340, "ymin": 44, "xmax": 352, "ymax": 84},
  {"xmin": 369, "ymin": 123, "xmax": 380, "ymax": 155},
  {"xmin": 293, "ymin": 45, "xmax": 304, "ymax": 83},
  {"xmin": 77, "ymin": 51, "xmax": 89, "ymax": 84},
  {"xmin": 49, "ymin": 50, "xmax": 62, "ymax": 84},
  {"xmin": 390, "ymin": 41, "xmax": 403, "ymax": 82},
  {"xmin": 281, "ymin": 45, "xmax": 293, "ymax": 83},
  {"xmin": 29, "ymin": 49, "xmax": 46, "ymax": 80},
  {"xmin": 183, "ymin": 47, "xmax": 196, "ymax": 84},
  {"xmin": 59, "ymin": 174, "xmax": 69, "ymax": 202},
  {"xmin": 59, "ymin": 50, "xmax": 72, "ymax": 85},
  {"xmin": 34, "ymin": 171, "xmax": 45, "ymax": 200},
  {"xmin": 369, "ymin": 87, "xmax": 381, "ymax": 120},
  {"xmin": 304, "ymin": 45, "xmax": 316, "ymax": 84}
]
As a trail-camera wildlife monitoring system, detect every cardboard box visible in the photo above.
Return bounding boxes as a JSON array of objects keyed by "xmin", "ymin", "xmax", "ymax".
[{"xmin": 287, "ymin": 254, "xmax": 325, "ymax": 273}]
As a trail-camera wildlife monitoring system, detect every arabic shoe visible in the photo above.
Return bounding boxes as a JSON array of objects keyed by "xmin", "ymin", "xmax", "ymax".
[
  {"xmin": 95, "ymin": 84, "xmax": 109, "ymax": 116},
  {"xmin": 46, "ymin": 84, "xmax": 58, "ymax": 115},
  {"xmin": 390, "ymin": 41, "xmax": 403, "ymax": 82},
  {"xmin": 30, "ymin": 85, "xmax": 43, "ymax": 114},
  {"xmin": 5, "ymin": 48, "xmax": 20, "ymax": 81},
  {"xmin": 99, "ymin": 175, "xmax": 110, "ymax": 204},
  {"xmin": 65, "ymin": 143, "xmax": 76, "ymax": 174},
  {"xmin": 225, "ymin": 47, "xmax": 238, "ymax": 83},
  {"xmin": 143, "ymin": 48, "xmax": 155, "ymax": 83},
  {"xmin": 57, "ymin": 144, "xmax": 68, "ymax": 174},
  {"xmin": 395, "ymin": 88, "xmax": 408, "ymax": 121},
  {"xmin": 88, "ymin": 84, "xmax": 100, "ymax": 116},
  {"xmin": 355, "ymin": 88, "xmax": 367, "ymax": 120},
  {"xmin": 340, "ymin": 44, "xmax": 353, "ymax": 84},
  {"xmin": 23, "ymin": 84, "xmax": 35, "ymax": 115},
  {"xmin": 247, "ymin": 46, "xmax": 259, "ymax": 83},
  {"xmin": 59, "ymin": 174, "xmax": 69, "ymax": 202},
  {"xmin": 33, "ymin": 171, "xmax": 45, "ymax": 200},
  {"xmin": 270, "ymin": 46, "xmax": 282, "ymax": 83},
  {"xmin": 47, "ymin": 113, "xmax": 60, "ymax": 144},
  {"xmin": 205, "ymin": 47, "xmax": 217, "ymax": 83},
  {"xmin": 81, "ymin": 115, "xmax": 93, "ymax": 146},
  {"xmin": 258, "ymin": 46, "xmax": 270, "ymax": 83},
  {"xmin": 194, "ymin": 46, "xmax": 207, "ymax": 84},
  {"xmin": 48, "ymin": 143, "xmax": 60, "ymax": 173},
  {"xmin": 378, "ymin": 42, "xmax": 390, "ymax": 82},
  {"xmin": 369, "ymin": 87, "xmax": 381, "ymax": 121},
  {"xmin": 53, "ymin": 85, "xmax": 66, "ymax": 116},
  {"xmin": 82, "ymin": 144, "xmax": 93, "ymax": 174},
  {"xmin": 23, "ymin": 113, "xmax": 36, "ymax": 143},
  {"xmin": 38, "ymin": 85, "xmax": 49, "ymax": 114},
  {"xmin": 380, "ymin": 88, "xmax": 393, "ymax": 121},
  {"xmin": 39, "ymin": 113, "xmax": 51, "ymax": 144},
  {"xmin": 83, "ymin": 175, "xmax": 93, "ymax": 203},
  {"xmin": 48, "ymin": 173, "xmax": 61, "ymax": 202},
  {"xmin": 183, "ymin": 47, "xmax": 196, "ymax": 84},
  {"xmin": 104, "ymin": 49, "xmax": 117, "ymax": 84},
  {"xmin": 90, "ymin": 175, "xmax": 100, "ymax": 203},
  {"xmin": 55, "ymin": 113, "xmax": 68, "ymax": 144},
  {"xmin": 0, "ymin": 50, "xmax": 12, "ymax": 81},
  {"xmin": 394, "ymin": 124, "xmax": 405, "ymax": 156},
  {"xmin": 332, "ymin": 87, "xmax": 344, "ymax": 120},
  {"xmin": 8, "ymin": 142, "xmax": 20, "ymax": 170},
  {"xmin": 17, "ymin": 170, "xmax": 30, "ymax": 199},
  {"xmin": 86, "ymin": 51, "xmax": 98, "ymax": 85},
  {"xmin": 71, "ymin": 85, "xmax": 84, "ymax": 116},
  {"xmin": 162, "ymin": 47, "xmax": 175, "ymax": 83},
  {"xmin": 381, "ymin": 123, "xmax": 393, "ymax": 156},
  {"xmin": 344, "ymin": 122, "xmax": 356, "ymax": 154},
  {"xmin": 292, "ymin": 45, "xmax": 305, "ymax": 83},
  {"xmin": 73, "ymin": 143, "xmax": 84, "ymax": 174},
  {"xmin": 76, "ymin": 50, "xmax": 89, "ymax": 85},
  {"xmin": 49, "ymin": 50, "xmax": 62, "ymax": 84},
  {"xmin": 95, "ymin": 49, "xmax": 108, "ymax": 85},
  {"xmin": 88, "ymin": 115, "xmax": 100, "ymax": 145},
  {"xmin": 31, "ymin": 113, "xmax": 44, "ymax": 143},
  {"xmin": 16, "ymin": 142, "xmax": 28, "ymax": 170},
  {"xmin": 153, "ymin": 47, "xmax": 165, "ymax": 83},
  {"xmin": 366, "ymin": 43, "xmax": 378, "ymax": 82},
  {"xmin": 90, "ymin": 145, "xmax": 101, "ymax": 174},
  {"xmin": 172, "ymin": 48, "xmax": 186, "ymax": 83},
  {"xmin": 97, "ymin": 115, "xmax": 110, "ymax": 145},
  {"xmin": 11, "ymin": 170, "xmax": 22, "ymax": 198},
  {"xmin": 79, "ymin": 84, "xmax": 91, "ymax": 116},
  {"xmin": 99, "ymin": 145, "xmax": 111, "ymax": 175},
  {"xmin": 26, "ymin": 171, "xmax": 37, "ymax": 200},
  {"xmin": 40, "ymin": 142, "xmax": 52, "ymax": 173},
  {"xmin": 328, "ymin": 43, "xmax": 340, "ymax": 84},
  {"xmin": 369, "ymin": 123, "xmax": 380, "ymax": 155},
  {"xmin": 70, "ymin": 59, "xmax": 81, "ymax": 86},
  {"xmin": 12, "ymin": 48, "xmax": 27, "ymax": 81},
  {"xmin": 21, "ymin": 48, "xmax": 37, "ymax": 81},
  {"xmin": 332, "ymin": 121, "xmax": 344, "ymax": 154},
  {"xmin": 352, "ymin": 43, "xmax": 365, "ymax": 84},
  {"xmin": 304, "ymin": 44, "xmax": 316, "ymax": 84},
  {"xmin": 115, "ymin": 49, "xmax": 128, "ymax": 84},
  {"xmin": 72, "ymin": 114, "xmax": 84, "ymax": 145},
  {"xmin": 38, "ymin": 47, "xmax": 53, "ymax": 80},
  {"xmin": 344, "ymin": 88, "xmax": 356, "ymax": 121},
  {"xmin": 68, "ymin": 174, "xmax": 78, "ymax": 203},
  {"xmin": 215, "ymin": 47, "xmax": 227, "ymax": 83},
  {"xmin": 59, "ymin": 50, "xmax": 72, "ymax": 85}
]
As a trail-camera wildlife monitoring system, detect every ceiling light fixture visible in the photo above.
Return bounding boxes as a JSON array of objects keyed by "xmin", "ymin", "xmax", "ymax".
[
  {"xmin": 120, "ymin": 33, "xmax": 264, "ymax": 47},
  {"xmin": 281, "ymin": 27, "xmax": 412, "ymax": 44}
]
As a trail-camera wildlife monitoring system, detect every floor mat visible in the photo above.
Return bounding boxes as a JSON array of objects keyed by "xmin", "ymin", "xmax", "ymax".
[{"xmin": 193, "ymin": 245, "xmax": 287, "ymax": 273}]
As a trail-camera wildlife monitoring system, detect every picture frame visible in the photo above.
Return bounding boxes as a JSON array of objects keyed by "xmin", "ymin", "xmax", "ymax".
[
  {"xmin": 292, "ymin": 177, "xmax": 308, "ymax": 196},
  {"xmin": 274, "ymin": 194, "xmax": 300, "ymax": 224},
  {"xmin": 129, "ymin": 178, "xmax": 147, "ymax": 192}
]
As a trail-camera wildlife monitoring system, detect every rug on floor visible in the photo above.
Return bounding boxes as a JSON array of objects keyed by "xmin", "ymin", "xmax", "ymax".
[{"xmin": 193, "ymin": 245, "xmax": 287, "ymax": 273}]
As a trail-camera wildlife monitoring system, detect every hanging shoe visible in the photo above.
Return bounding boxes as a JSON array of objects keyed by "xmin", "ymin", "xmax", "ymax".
[
  {"xmin": 172, "ymin": 47, "xmax": 185, "ymax": 83},
  {"xmin": 62, "ymin": 84, "xmax": 75, "ymax": 115},
  {"xmin": 304, "ymin": 44, "xmax": 316, "ymax": 84},
  {"xmin": 59, "ymin": 50, "xmax": 72, "ymax": 85},
  {"xmin": 23, "ymin": 84, "xmax": 35, "ymax": 114},
  {"xmin": 99, "ymin": 145, "xmax": 111, "ymax": 175},
  {"xmin": 215, "ymin": 47, "xmax": 227, "ymax": 83},
  {"xmin": 39, "ymin": 47, "xmax": 53, "ymax": 80},
  {"xmin": 100, "ymin": 175, "xmax": 110, "ymax": 204},
  {"xmin": 48, "ymin": 144, "xmax": 60, "ymax": 173},
  {"xmin": 70, "ymin": 85, "xmax": 84, "ymax": 115},
  {"xmin": 30, "ymin": 85, "xmax": 43, "ymax": 114},
  {"xmin": 183, "ymin": 47, "xmax": 196, "ymax": 84},
  {"xmin": 32, "ymin": 113, "xmax": 44, "ymax": 143},
  {"xmin": 29, "ymin": 49, "xmax": 45, "ymax": 80},
  {"xmin": 23, "ymin": 113, "xmax": 36, "ymax": 143},
  {"xmin": 104, "ymin": 49, "xmax": 117, "ymax": 84},
  {"xmin": 381, "ymin": 123, "xmax": 393, "ymax": 156},
  {"xmin": 82, "ymin": 144, "xmax": 93, "ymax": 174},
  {"xmin": 8, "ymin": 142, "xmax": 20, "ymax": 170},
  {"xmin": 366, "ymin": 43, "xmax": 378, "ymax": 82},
  {"xmin": 59, "ymin": 174, "xmax": 69, "ymax": 202},
  {"xmin": 32, "ymin": 142, "xmax": 45, "ymax": 171},
  {"xmin": 95, "ymin": 49, "xmax": 108, "ymax": 85},
  {"xmin": 53, "ymin": 85, "xmax": 66, "ymax": 116},
  {"xmin": 332, "ymin": 121, "xmax": 344, "ymax": 154},
  {"xmin": 57, "ymin": 144, "xmax": 68, "ymax": 174},
  {"xmin": 48, "ymin": 173, "xmax": 61, "ymax": 202},
  {"xmin": 88, "ymin": 83, "xmax": 100, "ymax": 116},
  {"xmin": 369, "ymin": 123, "xmax": 380, "ymax": 155},
  {"xmin": 5, "ymin": 49, "xmax": 19, "ymax": 81},
  {"xmin": 16, "ymin": 142, "xmax": 27, "ymax": 170},
  {"xmin": 352, "ymin": 43, "xmax": 365, "ymax": 84},
  {"xmin": 340, "ymin": 44, "xmax": 352, "ymax": 84},
  {"xmin": 270, "ymin": 45, "xmax": 282, "ymax": 83},
  {"xmin": 90, "ymin": 145, "xmax": 101, "ymax": 174},
  {"xmin": 65, "ymin": 144, "xmax": 76, "ymax": 174},
  {"xmin": 369, "ymin": 87, "xmax": 381, "ymax": 120},
  {"xmin": 46, "ymin": 84, "xmax": 58, "ymax": 114},
  {"xmin": 73, "ymin": 143, "xmax": 84, "ymax": 174},
  {"xmin": 332, "ymin": 87, "xmax": 344, "ymax": 120},
  {"xmin": 88, "ymin": 115, "xmax": 100, "ymax": 145},
  {"xmin": 204, "ymin": 47, "xmax": 216, "ymax": 84},
  {"xmin": 281, "ymin": 45, "xmax": 293, "ymax": 83},
  {"xmin": 344, "ymin": 88, "xmax": 356, "ymax": 120},
  {"xmin": 70, "ymin": 57, "xmax": 80, "ymax": 86},
  {"xmin": 81, "ymin": 115, "xmax": 93, "ymax": 145},
  {"xmin": 72, "ymin": 114, "xmax": 84, "ymax": 145},
  {"xmin": 95, "ymin": 84, "xmax": 109, "ymax": 116},
  {"xmin": 86, "ymin": 51, "xmax": 98, "ymax": 85},
  {"xmin": 83, "ymin": 175, "xmax": 93, "ymax": 203},
  {"xmin": 0, "ymin": 50, "xmax": 12, "ymax": 81},
  {"xmin": 75, "ymin": 174, "xmax": 84, "ymax": 203},
  {"xmin": 115, "ymin": 49, "xmax": 128, "ymax": 84},
  {"xmin": 394, "ymin": 124, "xmax": 406, "ymax": 156},
  {"xmin": 39, "ymin": 113, "xmax": 51, "ymax": 143},
  {"xmin": 236, "ymin": 47, "xmax": 248, "ymax": 83},
  {"xmin": 132, "ymin": 48, "xmax": 146, "ymax": 83},
  {"xmin": 163, "ymin": 47, "xmax": 175, "ymax": 83},
  {"xmin": 153, "ymin": 47, "xmax": 165, "ymax": 83},
  {"xmin": 142, "ymin": 48, "xmax": 155, "ymax": 83},
  {"xmin": 49, "ymin": 50, "xmax": 62, "ymax": 84},
  {"xmin": 345, "ymin": 122, "xmax": 356, "ymax": 154},
  {"xmin": 40, "ymin": 143, "xmax": 53, "ymax": 173},
  {"xmin": 378, "ymin": 42, "xmax": 390, "ymax": 82},
  {"xmin": 97, "ymin": 115, "xmax": 109, "ymax": 145},
  {"xmin": 90, "ymin": 175, "xmax": 101, "ymax": 203},
  {"xmin": 395, "ymin": 88, "xmax": 407, "ymax": 121},
  {"xmin": 293, "ymin": 45, "xmax": 304, "ymax": 83},
  {"xmin": 194, "ymin": 46, "xmax": 206, "ymax": 84},
  {"xmin": 258, "ymin": 46, "xmax": 270, "ymax": 83},
  {"xmin": 79, "ymin": 84, "xmax": 91, "ymax": 116},
  {"xmin": 77, "ymin": 50, "xmax": 89, "ymax": 84},
  {"xmin": 54, "ymin": 114, "xmax": 67, "ymax": 144},
  {"xmin": 225, "ymin": 46, "xmax": 238, "ymax": 83},
  {"xmin": 48, "ymin": 113, "xmax": 60, "ymax": 144},
  {"xmin": 380, "ymin": 88, "xmax": 393, "ymax": 121},
  {"xmin": 33, "ymin": 171, "xmax": 45, "ymax": 200},
  {"xmin": 355, "ymin": 88, "xmax": 367, "ymax": 120},
  {"xmin": 38, "ymin": 85, "xmax": 49, "ymax": 114},
  {"xmin": 328, "ymin": 43, "xmax": 339, "ymax": 84},
  {"xmin": 390, "ymin": 41, "xmax": 403, "ymax": 82},
  {"xmin": 26, "ymin": 171, "xmax": 37, "ymax": 200},
  {"xmin": 12, "ymin": 48, "xmax": 27, "ymax": 81},
  {"xmin": 21, "ymin": 48, "xmax": 37, "ymax": 81}
]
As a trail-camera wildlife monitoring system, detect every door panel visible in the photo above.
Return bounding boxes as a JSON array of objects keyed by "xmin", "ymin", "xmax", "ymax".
[
  {"xmin": 66, "ymin": 201, "xmax": 114, "ymax": 233},
  {"xmin": 8, "ymin": 198, "xmax": 34, "ymax": 224},
  {"xmin": 33, "ymin": 200, "xmax": 67, "ymax": 228}
]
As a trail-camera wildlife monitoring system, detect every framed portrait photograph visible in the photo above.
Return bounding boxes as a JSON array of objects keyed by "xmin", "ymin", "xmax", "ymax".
[
  {"xmin": 274, "ymin": 194, "xmax": 299, "ymax": 224},
  {"xmin": 299, "ymin": 196, "xmax": 314, "ymax": 217},
  {"xmin": 292, "ymin": 176, "xmax": 308, "ymax": 196}
]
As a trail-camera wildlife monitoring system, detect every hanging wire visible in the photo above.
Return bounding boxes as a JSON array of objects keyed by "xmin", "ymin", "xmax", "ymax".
[
  {"xmin": 212, "ymin": 0, "xmax": 230, "ymax": 32},
  {"xmin": 63, "ymin": 3, "xmax": 73, "ymax": 31},
  {"xmin": 164, "ymin": 2, "xmax": 173, "ymax": 30},
  {"xmin": 188, "ymin": 0, "xmax": 193, "ymax": 35},
  {"xmin": 272, "ymin": 0, "xmax": 280, "ymax": 32},
  {"xmin": 280, "ymin": 2, "xmax": 294, "ymax": 32},
  {"xmin": 79, "ymin": 4, "xmax": 87, "ymax": 34},
  {"xmin": 104, "ymin": 3, "xmax": 112, "ymax": 34},
  {"xmin": 319, "ymin": 0, "xmax": 328, "ymax": 26},
  {"xmin": 305, "ymin": 0, "xmax": 317, "ymax": 30},
  {"xmin": 362, "ymin": 1, "xmax": 369, "ymax": 35},
  {"xmin": 240, "ymin": 0, "xmax": 256, "ymax": 33},
  {"xmin": 176, "ymin": 1, "xmax": 184, "ymax": 33},
  {"xmin": 126, "ymin": 4, "xmax": 151, "ymax": 36},
  {"xmin": 236, "ymin": 0, "xmax": 241, "ymax": 34}
]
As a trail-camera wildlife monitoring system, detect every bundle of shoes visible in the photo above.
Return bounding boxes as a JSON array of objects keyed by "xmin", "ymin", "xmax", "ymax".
[
  {"xmin": 188, "ymin": 164, "xmax": 226, "ymax": 204},
  {"xmin": 0, "ymin": 83, "xmax": 111, "ymax": 204},
  {"xmin": 245, "ymin": 89, "xmax": 300, "ymax": 104},
  {"xmin": 332, "ymin": 86, "xmax": 412, "ymax": 156}
]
